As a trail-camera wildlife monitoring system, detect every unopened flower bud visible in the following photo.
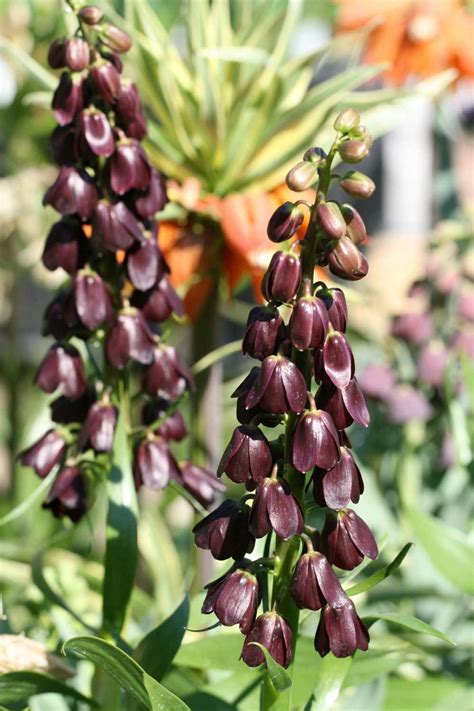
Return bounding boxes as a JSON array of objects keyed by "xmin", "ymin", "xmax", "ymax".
[
  {"xmin": 20, "ymin": 430, "xmax": 66, "ymax": 478},
  {"xmin": 313, "ymin": 447, "xmax": 364, "ymax": 509},
  {"xmin": 245, "ymin": 355, "xmax": 307, "ymax": 415},
  {"xmin": 317, "ymin": 288, "xmax": 348, "ymax": 332},
  {"xmin": 327, "ymin": 236, "xmax": 368, "ymax": 281},
  {"xmin": 218, "ymin": 425, "xmax": 273, "ymax": 488},
  {"xmin": 261, "ymin": 251, "xmax": 302, "ymax": 304},
  {"xmin": 101, "ymin": 24, "xmax": 133, "ymax": 54},
  {"xmin": 316, "ymin": 201, "xmax": 346, "ymax": 240},
  {"xmin": 43, "ymin": 465, "xmax": 87, "ymax": 522},
  {"xmin": 78, "ymin": 6, "xmax": 103, "ymax": 24},
  {"xmin": 291, "ymin": 551, "xmax": 346, "ymax": 610},
  {"xmin": 315, "ymin": 598, "xmax": 369, "ymax": 658},
  {"xmin": 339, "ymin": 171, "xmax": 375, "ymax": 199},
  {"xmin": 289, "ymin": 295, "xmax": 329, "ymax": 351},
  {"xmin": 303, "ymin": 146, "xmax": 327, "ymax": 164},
  {"xmin": 333, "ymin": 108, "xmax": 360, "ymax": 133},
  {"xmin": 321, "ymin": 509, "xmax": 378, "ymax": 570},
  {"xmin": 90, "ymin": 60, "xmax": 121, "ymax": 103},
  {"xmin": 193, "ymin": 499, "xmax": 255, "ymax": 560},
  {"xmin": 242, "ymin": 305, "xmax": 285, "ymax": 360},
  {"xmin": 48, "ymin": 38, "xmax": 66, "ymax": 69},
  {"xmin": 351, "ymin": 125, "xmax": 373, "ymax": 148},
  {"xmin": 339, "ymin": 140, "xmax": 369, "ymax": 163},
  {"xmin": 249, "ymin": 475, "xmax": 303, "ymax": 539},
  {"xmin": 242, "ymin": 612, "xmax": 292, "ymax": 669},
  {"xmin": 52, "ymin": 72, "xmax": 85, "ymax": 126},
  {"xmin": 267, "ymin": 201, "xmax": 304, "ymax": 243},
  {"xmin": 340, "ymin": 204, "xmax": 367, "ymax": 245},
  {"xmin": 64, "ymin": 37, "xmax": 90, "ymax": 72},
  {"xmin": 286, "ymin": 161, "xmax": 318, "ymax": 192},
  {"xmin": 144, "ymin": 344, "xmax": 193, "ymax": 400},
  {"xmin": 203, "ymin": 567, "xmax": 260, "ymax": 634}
]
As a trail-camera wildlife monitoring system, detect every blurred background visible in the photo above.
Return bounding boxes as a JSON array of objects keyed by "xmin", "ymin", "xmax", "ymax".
[{"xmin": 0, "ymin": 1, "xmax": 473, "ymax": 709}]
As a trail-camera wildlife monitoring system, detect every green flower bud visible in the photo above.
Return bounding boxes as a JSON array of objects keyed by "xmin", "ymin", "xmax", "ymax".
[
  {"xmin": 334, "ymin": 108, "xmax": 360, "ymax": 133},
  {"xmin": 339, "ymin": 171, "xmax": 375, "ymax": 199},
  {"xmin": 339, "ymin": 140, "xmax": 369, "ymax": 164},
  {"xmin": 286, "ymin": 161, "xmax": 318, "ymax": 192}
]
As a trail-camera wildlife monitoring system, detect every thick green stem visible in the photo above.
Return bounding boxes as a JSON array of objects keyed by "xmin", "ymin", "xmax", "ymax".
[{"xmin": 261, "ymin": 146, "xmax": 338, "ymax": 710}]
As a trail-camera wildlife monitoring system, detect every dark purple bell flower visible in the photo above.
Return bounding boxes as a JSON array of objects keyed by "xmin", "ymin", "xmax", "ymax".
[
  {"xmin": 241, "ymin": 612, "xmax": 292, "ymax": 669},
  {"xmin": 322, "ymin": 331, "xmax": 354, "ymax": 389},
  {"xmin": 193, "ymin": 499, "xmax": 255, "ymax": 561},
  {"xmin": 321, "ymin": 509, "xmax": 378, "ymax": 570},
  {"xmin": 233, "ymin": 367, "xmax": 282, "ymax": 429},
  {"xmin": 109, "ymin": 139, "xmax": 150, "ymax": 195},
  {"xmin": 115, "ymin": 81, "xmax": 142, "ymax": 123},
  {"xmin": 36, "ymin": 344, "xmax": 86, "ymax": 400},
  {"xmin": 386, "ymin": 385, "xmax": 432, "ymax": 423},
  {"xmin": 90, "ymin": 60, "xmax": 121, "ymax": 103},
  {"xmin": 144, "ymin": 344, "xmax": 193, "ymax": 400},
  {"xmin": 249, "ymin": 475, "xmax": 303, "ymax": 539},
  {"xmin": 52, "ymin": 72, "xmax": 85, "ymax": 126},
  {"xmin": 358, "ymin": 362, "xmax": 395, "ymax": 402},
  {"xmin": 51, "ymin": 124, "xmax": 77, "ymax": 165},
  {"xmin": 51, "ymin": 389, "xmax": 95, "ymax": 424},
  {"xmin": 340, "ymin": 203, "xmax": 367, "ymax": 245},
  {"xmin": 105, "ymin": 309, "xmax": 156, "ymax": 369},
  {"xmin": 176, "ymin": 462, "xmax": 226, "ymax": 508},
  {"xmin": 122, "ymin": 111, "xmax": 147, "ymax": 141},
  {"xmin": 327, "ymin": 236, "xmax": 368, "ymax": 281},
  {"xmin": 42, "ymin": 465, "xmax": 87, "ymax": 522},
  {"xmin": 134, "ymin": 436, "xmax": 180, "ymax": 490},
  {"xmin": 291, "ymin": 551, "xmax": 346, "ymax": 610},
  {"xmin": 313, "ymin": 447, "xmax": 364, "ymax": 509},
  {"xmin": 267, "ymin": 202, "xmax": 304, "ymax": 243},
  {"xmin": 289, "ymin": 295, "xmax": 328, "ymax": 351},
  {"xmin": 20, "ymin": 429, "xmax": 66, "ymax": 478},
  {"xmin": 42, "ymin": 218, "xmax": 88, "ymax": 275},
  {"xmin": 391, "ymin": 312, "xmax": 433, "ymax": 345},
  {"xmin": 417, "ymin": 342, "xmax": 448, "ymax": 389},
  {"xmin": 64, "ymin": 37, "xmax": 90, "ymax": 71},
  {"xmin": 79, "ymin": 402, "xmax": 117, "ymax": 453},
  {"xmin": 48, "ymin": 38, "xmax": 66, "ymax": 69},
  {"xmin": 94, "ymin": 200, "xmax": 142, "ymax": 252},
  {"xmin": 261, "ymin": 251, "xmax": 302, "ymax": 304},
  {"xmin": 76, "ymin": 109, "xmax": 115, "ymax": 157},
  {"xmin": 316, "ymin": 201, "xmax": 346, "ymax": 240},
  {"xmin": 203, "ymin": 567, "xmax": 260, "ymax": 634},
  {"xmin": 141, "ymin": 399, "xmax": 187, "ymax": 441},
  {"xmin": 43, "ymin": 166, "xmax": 97, "ymax": 221},
  {"xmin": 245, "ymin": 355, "xmax": 307, "ymax": 414},
  {"xmin": 131, "ymin": 277, "xmax": 184, "ymax": 324},
  {"xmin": 127, "ymin": 169, "xmax": 168, "ymax": 220},
  {"xmin": 316, "ymin": 379, "xmax": 370, "ymax": 429},
  {"xmin": 291, "ymin": 404, "xmax": 340, "ymax": 472},
  {"xmin": 242, "ymin": 305, "xmax": 285, "ymax": 360},
  {"xmin": 73, "ymin": 270, "xmax": 112, "ymax": 331},
  {"xmin": 101, "ymin": 50, "xmax": 123, "ymax": 73},
  {"xmin": 217, "ymin": 425, "xmax": 273, "ymax": 488},
  {"xmin": 315, "ymin": 598, "xmax": 369, "ymax": 658},
  {"xmin": 126, "ymin": 237, "xmax": 168, "ymax": 292},
  {"xmin": 42, "ymin": 289, "xmax": 86, "ymax": 341},
  {"xmin": 323, "ymin": 288, "xmax": 348, "ymax": 332}
]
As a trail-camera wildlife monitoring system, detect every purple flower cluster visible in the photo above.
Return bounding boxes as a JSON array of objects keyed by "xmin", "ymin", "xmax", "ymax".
[
  {"xmin": 20, "ymin": 4, "xmax": 223, "ymax": 519},
  {"xmin": 193, "ymin": 109, "xmax": 378, "ymax": 667}
]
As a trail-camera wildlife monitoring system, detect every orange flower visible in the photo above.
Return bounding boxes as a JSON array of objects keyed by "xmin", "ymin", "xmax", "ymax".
[{"xmin": 335, "ymin": 0, "xmax": 474, "ymax": 85}]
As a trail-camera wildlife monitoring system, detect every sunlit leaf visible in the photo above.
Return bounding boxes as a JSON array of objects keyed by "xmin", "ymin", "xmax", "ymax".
[
  {"xmin": 345, "ymin": 543, "xmax": 413, "ymax": 597},
  {"xmin": 364, "ymin": 613, "xmax": 455, "ymax": 646}
]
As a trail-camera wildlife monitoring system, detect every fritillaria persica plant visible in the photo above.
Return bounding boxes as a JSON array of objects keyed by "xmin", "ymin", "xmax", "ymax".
[
  {"xmin": 193, "ymin": 109, "xmax": 378, "ymax": 678},
  {"xmin": 20, "ymin": 3, "xmax": 224, "ymax": 548}
]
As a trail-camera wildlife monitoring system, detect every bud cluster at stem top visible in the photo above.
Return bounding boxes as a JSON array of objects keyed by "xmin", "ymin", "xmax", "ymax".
[{"xmin": 193, "ymin": 109, "xmax": 379, "ymax": 667}]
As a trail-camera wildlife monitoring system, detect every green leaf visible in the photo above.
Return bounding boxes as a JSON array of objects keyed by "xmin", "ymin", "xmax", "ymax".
[
  {"xmin": 0, "ymin": 671, "xmax": 95, "ymax": 707},
  {"xmin": 174, "ymin": 633, "xmax": 243, "ymax": 671},
  {"xmin": 308, "ymin": 654, "xmax": 351, "ymax": 711},
  {"xmin": 134, "ymin": 597, "xmax": 190, "ymax": 682},
  {"xmin": 102, "ymin": 405, "xmax": 139, "ymax": 635},
  {"xmin": 364, "ymin": 613, "xmax": 455, "ymax": 646},
  {"xmin": 345, "ymin": 543, "xmax": 413, "ymax": 597},
  {"xmin": 63, "ymin": 636, "xmax": 189, "ymax": 711},
  {"xmin": 0, "ymin": 468, "xmax": 57, "ymax": 528},
  {"xmin": 405, "ymin": 507, "xmax": 474, "ymax": 595},
  {"xmin": 0, "ymin": 37, "xmax": 56, "ymax": 90},
  {"xmin": 248, "ymin": 643, "xmax": 291, "ymax": 693}
]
